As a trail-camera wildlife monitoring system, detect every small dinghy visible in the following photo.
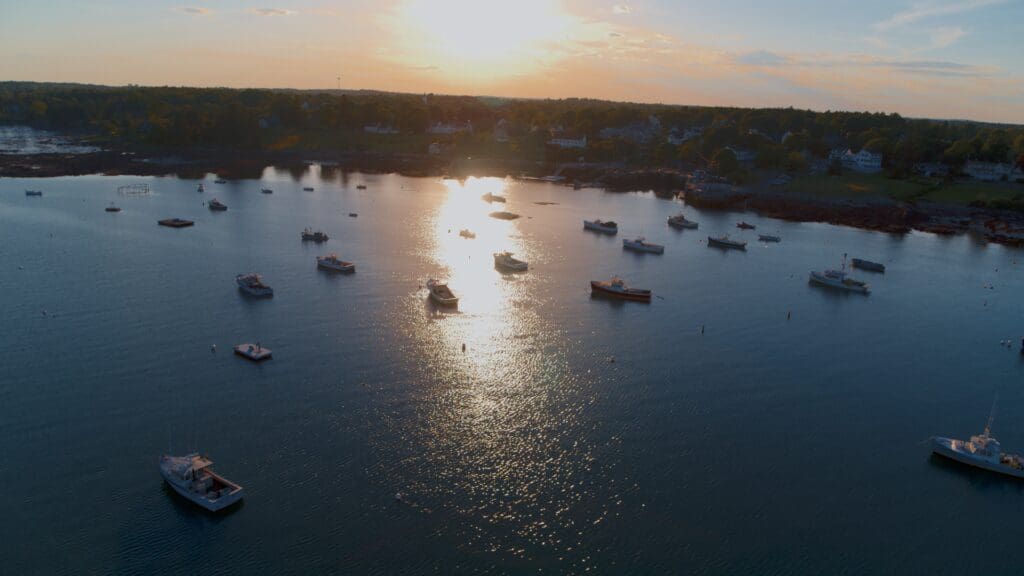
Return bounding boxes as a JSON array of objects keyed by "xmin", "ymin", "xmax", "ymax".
[
  {"xmin": 234, "ymin": 342, "xmax": 272, "ymax": 361},
  {"xmin": 158, "ymin": 218, "xmax": 194, "ymax": 228},
  {"xmin": 736, "ymin": 221, "xmax": 756, "ymax": 230},
  {"xmin": 707, "ymin": 235, "xmax": 746, "ymax": 250},
  {"xmin": 758, "ymin": 234, "xmax": 781, "ymax": 243},
  {"xmin": 208, "ymin": 198, "xmax": 228, "ymax": 211},
  {"xmin": 851, "ymin": 258, "xmax": 885, "ymax": 273},
  {"xmin": 105, "ymin": 203, "xmax": 121, "ymax": 212}
]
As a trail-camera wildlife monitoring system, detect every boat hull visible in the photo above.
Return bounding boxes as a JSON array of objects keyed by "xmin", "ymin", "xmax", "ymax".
[
  {"xmin": 931, "ymin": 437, "xmax": 1024, "ymax": 479},
  {"xmin": 851, "ymin": 259, "xmax": 885, "ymax": 273},
  {"xmin": 808, "ymin": 272, "xmax": 869, "ymax": 294},
  {"xmin": 584, "ymin": 222, "xmax": 618, "ymax": 235},
  {"xmin": 707, "ymin": 237, "xmax": 746, "ymax": 250},
  {"xmin": 160, "ymin": 467, "xmax": 244, "ymax": 512},
  {"xmin": 317, "ymin": 260, "xmax": 355, "ymax": 273},
  {"xmin": 590, "ymin": 281, "xmax": 651, "ymax": 302},
  {"xmin": 668, "ymin": 219, "xmax": 698, "ymax": 229}
]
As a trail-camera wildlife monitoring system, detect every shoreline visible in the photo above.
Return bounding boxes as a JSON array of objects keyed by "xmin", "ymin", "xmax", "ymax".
[{"xmin": 3, "ymin": 147, "xmax": 1023, "ymax": 247}]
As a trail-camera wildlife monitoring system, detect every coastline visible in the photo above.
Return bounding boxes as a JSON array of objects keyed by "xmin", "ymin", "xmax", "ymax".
[{"xmin": 3, "ymin": 147, "xmax": 1023, "ymax": 247}]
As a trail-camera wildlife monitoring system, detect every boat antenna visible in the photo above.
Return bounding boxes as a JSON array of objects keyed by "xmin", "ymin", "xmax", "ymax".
[{"xmin": 984, "ymin": 391, "xmax": 998, "ymax": 436}]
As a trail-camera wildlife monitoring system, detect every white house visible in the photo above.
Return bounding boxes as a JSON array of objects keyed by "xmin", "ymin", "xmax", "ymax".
[
  {"xmin": 549, "ymin": 131, "xmax": 587, "ymax": 149},
  {"xmin": 829, "ymin": 149, "xmax": 883, "ymax": 173},
  {"xmin": 427, "ymin": 121, "xmax": 473, "ymax": 135},
  {"xmin": 364, "ymin": 123, "xmax": 400, "ymax": 135},
  {"xmin": 963, "ymin": 161, "xmax": 1014, "ymax": 182}
]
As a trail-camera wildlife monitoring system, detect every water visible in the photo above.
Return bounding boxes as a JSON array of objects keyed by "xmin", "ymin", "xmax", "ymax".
[{"xmin": 2, "ymin": 168, "xmax": 1023, "ymax": 574}]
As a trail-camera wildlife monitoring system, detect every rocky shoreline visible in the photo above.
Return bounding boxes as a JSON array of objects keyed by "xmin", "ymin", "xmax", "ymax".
[{"xmin": 3, "ymin": 147, "xmax": 1023, "ymax": 247}]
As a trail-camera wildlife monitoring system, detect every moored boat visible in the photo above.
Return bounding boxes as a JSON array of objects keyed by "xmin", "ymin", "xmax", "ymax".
[
  {"xmin": 316, "ymin": 253, "xmax": 355, "ymax": 272},
  {"xmin": 356, "ymin": 185, "xmax": 367, "ymax": 190},
  {"xmin": 197, "ymin": 184, "xmax": 205, "ymax": 193},
  {"xmin": 261, "ymin": 188, "xmax": 273, "ymax": 194},
  {"xmin": 737, "ymin": 221, "xmax": 756, "ymax": 230},
  {"xmin": 159, "ymin": 453, "xmax": 244, "ymax": 512},
  {"xmin": 158, "ymin": 218, "xmax": 194, "ymax": 228},
  {"xmin": 851, "ymin": 258, "xmax": 885, "ymax": 273},
  {"xmin": 105, "ymin": 203, "xmax": 121, "ymax": 212},
  {"xmin": 208, "ymin": 198, "xmax": 227, "ymax": 211},
  {"xmin": 25, "ymin": 190, "xmax": 42, "ymax": 196},
  {"xmin": 214, "ymin": 179, "xmax": 227, "ymax": 184},
  {"xmin": 301, "ymin": 228, "xmax": 329, "ymax": 242},
  {"xmin": 303, "ymin": 186, "xmax": 314, "ymax": 191},
  {"xmin": 236, "ymin": 273, "xmax": 274, "ymax": 297},
  {"xmin": 623, "ymin": 237, "xmax": 665, "ymax": 254},
  {"xmin": 489, "ymin": 211, "xmax": 520, "ymax": 220},
  {"xmin": 481, "ymin": 192, "xmax": 507, "ymax": 203},
  {"xmin": 459, "ymin": 229, "xmax": 476, "ymax": 239},
  {"xmin": 583, "ymin": 219, "xmax": 618, "ymax": 235},
  {"xmin": 707, "ymin": 235, "xmax": 746, "ymax": 250},
  {"xmin": 809, "ymin": 256, "xmax": 869, "ymax": 294},
  {"xmin": 234, "ymin": 342, "xmax": 272, "ymax": 361},
  {"xmin": 758, "ymin": 234, "xmax": 781, "ymax": 243},
  {"xmin": 932, "ymin": 402, "xmax": 1024, "ymax": 480},
  {"xmin": 590, "ymin": 277, "xmax": 652, "ymax": 302},
  {"xmin": 667, "ymin": 213, "xmax": 698, "ymax": 229},
  {"xmin": 427, "ymin": 278, "xmax": 459, "ymax": 307},
  {"xmin": 493, "ymin": 251, "xmax": 528, "ymax": 272}
]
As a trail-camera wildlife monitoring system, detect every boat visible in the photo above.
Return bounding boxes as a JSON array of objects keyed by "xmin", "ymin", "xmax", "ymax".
[
  {"xmin": 158, "ymin": 218, "xmax": 194, "ymax": 228},
  {"xmin": 427, "ymin": 278, "xmax": 459, "ymax": 307},
  {"xmin": 208, "ymin": 198, "xmax": 227, "ymax": 211},
  {"xmin": 159, "ymin": 453, "xmax": 244, "ymax": 512},
  {"xmin": 459, "ymin": 229, "xmax": 476, "ymax": 239},
  {"xmin": 583, "ymin": 219, "xmax": 618, "ymax": 235},
  {"xmin": 301, "ymin": 228, "xmax": 329, "ymax": 242},
  {"xmin": 737, "ymin": 221, "xmax": 756, "ymax": 230},
  {"xmin": 317, "ymin": 253, "xmax": 355, "ymax": 272},
  {"xmin": 851, "ymin": 258, "xmax": 886, "ymax": 273},
  {"xmin": 236, "ymin": 273, "xmax": 274, "ymax": 297},
  {"xmin": 590, "ymin": 277, "xmax": 652, "ymax": 302},
  {"xmin": 493, "ymin": 251, "xmax": 528, "ymax": 272},
  {"xmin": 758, "ymin": 234, "xmax": 781, "ymax": 243},
  {"xmin": 234, "ymin": 342, "xmax": 272, "ymax": 361},
  {"xmin": 707, "ymin": 235, "xmax": 746, "ymax": 250},
  {"xmin": 623, "ymin": 237, "xmax": 665, "ymax": 254},
  {"xmin": 931, "ymin": 403, "xmax": 1024, "ymax": 480},
  {"xmin": 481, "ymin": 192, "xmax": 507, "ymax": 203},
  {"xmin": 667, "ymin": 213, "xmax": 698, "ymax": 229},
  {"xmin": 489, "ymin": 211, "xmax": 520, "ymax": 220},
  {"xmin": 197, "ymin": 184, "xmax": 205, "ymax": 193},
  {"xmin": 356, "ymin": 185, "xmax": 367, "ymax": 190},
  {"xmin": 105, "ymin": 203, "xmax": 121, "ymax": 213},
  {"xmin": 25, "ymin": 190, "xmax": 42, "ymax": 196},
  {"xmin": 809, "ymin": 256, "xmax": 869, "ymax": 294},
  {"xmin": 261, "ymin": 188, "xmax": 273, "ymax": 194},
  {"xmin": 214, "ymin": 179, "xmax": 227, "ymax": 184},
  {"xmin": 303, "ymin": 186, "xmax": 314, "ymax": 191},
  {"xmin": 348, "ymin": 213, "xmax": 358, "ymax": 218}
]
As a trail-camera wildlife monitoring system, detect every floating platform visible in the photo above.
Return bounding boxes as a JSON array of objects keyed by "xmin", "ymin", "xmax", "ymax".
[
  {"xmin": 158, "ymin": 218, "xmax": 194, "ymax": 228},
  {"xmin": 234, "ymin": 343, "xmax": 272, "ymax": 361}
]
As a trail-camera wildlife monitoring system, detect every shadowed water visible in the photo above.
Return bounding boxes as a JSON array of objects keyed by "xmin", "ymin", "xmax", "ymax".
[{"xmin": 2, "ymin": 167, "xmax": 1023, "ymax": 574}]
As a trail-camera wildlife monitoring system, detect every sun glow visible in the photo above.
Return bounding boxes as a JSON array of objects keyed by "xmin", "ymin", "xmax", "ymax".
[{"xmin": 392, "ymin": 0, "xmax": 576, "ymax": 80}]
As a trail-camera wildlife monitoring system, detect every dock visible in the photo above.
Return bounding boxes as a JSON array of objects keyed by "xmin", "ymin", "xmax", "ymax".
[{"xmin": 234, "ymin": 343, "xmax": 272, "ymax": 361}]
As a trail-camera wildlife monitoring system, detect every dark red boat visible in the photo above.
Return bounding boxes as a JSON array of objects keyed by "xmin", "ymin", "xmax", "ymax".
[
  {"xmin": 590, "ymin": 277, "xmax": 652, "ymax": 302},
  {"xmin": 736, "ymin": 221, "xmax": 756, "ymax": 230}
]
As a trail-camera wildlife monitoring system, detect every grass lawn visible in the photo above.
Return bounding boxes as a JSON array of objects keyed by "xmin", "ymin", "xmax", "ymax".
[
  {"xmin": 785, "ymin": 172, "xmax": 933, "ymax": 201},
  {"xmin": 921, "ymin": 181, "xmax": 1024, "ymax": 205}
]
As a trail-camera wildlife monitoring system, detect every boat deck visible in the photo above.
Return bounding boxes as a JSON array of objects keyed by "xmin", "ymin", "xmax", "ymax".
[{"xmin": 234, "ymin": 343, "xmax": 272, "ymax": 361}]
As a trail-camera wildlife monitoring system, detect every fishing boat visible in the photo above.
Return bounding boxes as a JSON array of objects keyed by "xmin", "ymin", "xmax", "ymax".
[
  {"xmin": 158, "ymin": 218, "xmax": 194, "ymax": 228},
  {"xmin": 427, "ymin": 278, "xmax": 459, "ymax": 307},
  {"xmin": 736, "ymin": 221, "xmax": 756, "ymax": 230},
  {"xmin": 809, "ymin": 256, "xmax": 869, "ymax": 294},
  {"xmin": 851, "ymin": 258, "xmax": 886, "ymax": 273},
  {"xmin": 25, "ymin": 190, "xmax": 42, "ymax": 196},
  {"xmin": 316, "ymin": 253, "xmax": 355, "ymax": 273},
  {"xmin": 590, "ymin": 277, "xmax": 652, "ymax": 302},
  {"xmin": 932, "ymin": 402, "xmax": 1024, "ymax": 480},
  {"xmin": 707, "ymin": 235, "xmax": 746, "ymax": 250},
  {"xmin": 623, "ymin": 237, "xmax": 665, "ymax": 254},
  {"xmin": 301, "ymin": 228, "xmax": 329, "ymax": 242},
  {"xmin": 459, "ymin": 229, "xmax": 476, "ymax": 239},
  {"xmin": 105, "ymin": 203, "xmax": 121, "ymax": 212},
  {"xmin": 208, "ymin": 198, "xmax": 227, "ymax": 211},
  {"xmin": 583, "ymin": 219, "xmax": 618, "ymax": 235},
  {"xmin": 236, "ymin": 273, "xmax": 274, "ymax": 297},
  {"xmin": 261, "ymin": 188, "xmax": 273, "ymax": 194},
  {"xmin": 758, "ymin": 234, "xmax": 781, "ymax": 243},
  {"xmin": 159, "ymin": 453, "xmax": 244, "ymax": 512},
  {"xmin": 489, "ymin": 211, "xmax": 520, "ymax": 220},
  {"xmin": 493, "ymin": 251, "xmax": 528, "ymax": 272},
  {"xmin": 481, "ymin": 192, "xmax": 507, "ymax": 203},
  {"xmin": 667, "ymin": 213, "xmax": 698, "ymax": 229},
  {"xmin": 197, "ymin": 184, "xmax": 205, "ymax": 193}
]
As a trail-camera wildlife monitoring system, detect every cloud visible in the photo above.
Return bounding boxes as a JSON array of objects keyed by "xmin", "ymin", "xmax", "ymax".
[
  {"xmin": 175, "ymin": 6, "xmax": 211, "ymax": 15},
  {"xmin": 875, "ymin": 0, "xmax": 1005, "ymax": 31},
  {"xmin": 928, "ymin": 26, "xmax": 966, "ymax": 49},
  {"xmin": 612, "ymin": 4, "xmax": 632, "ymax": 14},
  {"xmin": 734, "ymin": 50, "xmax": 789, "ymax": 67},
  {"xmin": 250, "ymin": 8, "xmax": 296, "ymax": 16}
]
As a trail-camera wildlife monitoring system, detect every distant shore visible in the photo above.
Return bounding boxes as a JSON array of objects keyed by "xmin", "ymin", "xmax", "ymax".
[{"xmin": 3, "ymin": 147, "xmax": 1023, "ymax": 247}]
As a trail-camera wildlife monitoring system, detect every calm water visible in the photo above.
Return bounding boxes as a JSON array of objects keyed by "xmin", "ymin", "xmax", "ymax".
[{"xmin": 2, "ymin": 167, "xmax": 1024, "ymax": 574}]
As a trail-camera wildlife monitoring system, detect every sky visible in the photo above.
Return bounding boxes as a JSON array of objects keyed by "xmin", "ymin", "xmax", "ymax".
[{"xmin": 1, "ymin": 0, "xmax": 1022, "ymax": 123}]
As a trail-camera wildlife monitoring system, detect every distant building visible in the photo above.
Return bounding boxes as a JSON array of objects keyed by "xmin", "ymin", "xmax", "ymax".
[
  {"xmin": 667, "ymin": 126, "xmax": 703, "ymax": 146},
  {"xmin": 549, "ymin": 130, "xmax": 587, "ymax": 149},
  {"xmin": 600, "ymin": 115, "xmax": 661, "ymax": 144},
  {"xmin": 829, "ymin": 148, "xmax": 883, "ymax": 173},
  {"xmin": 493, "ymin": 119, "xmax": 511, "ymax": 143},
  {"xmin": 963, "ymin": 161, "xmax": 1013, "ymax": 182},
  {"xmin": 427, "ymin": 121, "xmax": 473, "ymax": 135},
  {"xmin": 364, "ymin": 123, "xmax": 400, "ymax": 135}
]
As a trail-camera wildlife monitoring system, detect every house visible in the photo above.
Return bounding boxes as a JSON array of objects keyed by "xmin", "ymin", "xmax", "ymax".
[
  {"xmin": 364, "ymin": 123, "xmax": 400, "ymax": 135},
  {"xmin": 549, "ymin": 130, "xmax": 587, "ymax": 149},
  {"xmin": 493, "ymin": 119, "xmax": 510, "ymax": 143},
  {"xmin": 963, "ymin": 161, "xmax": 1014, "ymax": 182},
  {"xmin": 600, "ymin": 115, "xmax": 661, "ymax": 144},
  {"xmin": 667, "ymin": 126, "xmax": 703, "ymax": 146},
  {"xmin": 427, "ymin": 121, "xmax": 473, "ymax": 135},
  {"xmin": 829, "ymin": 149, "xmax": 883, "ymax": 173}
]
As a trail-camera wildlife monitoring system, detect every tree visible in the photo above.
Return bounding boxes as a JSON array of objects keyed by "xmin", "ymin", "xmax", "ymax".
[
  {"xmin": 784, "ymin": 152, "xmax": 808, "ymax": 173},
  {"xmin": 713, "ymin": 147, "xmax": 739, "ymax": 176}
]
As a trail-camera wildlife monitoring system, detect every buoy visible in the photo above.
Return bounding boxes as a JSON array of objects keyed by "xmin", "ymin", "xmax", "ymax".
[
  {"xmin": 211, "ymin": 344, "xmax": 217, "ymax": 353},
  {"xmin": 610, "ymin": 356, "xmax": 615, "ymax": 363}
]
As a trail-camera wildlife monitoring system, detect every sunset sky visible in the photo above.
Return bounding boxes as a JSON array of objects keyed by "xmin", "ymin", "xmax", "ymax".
[{"xmin": 1, "ymin": 1, "xmax": 1022, "ymax": 123}]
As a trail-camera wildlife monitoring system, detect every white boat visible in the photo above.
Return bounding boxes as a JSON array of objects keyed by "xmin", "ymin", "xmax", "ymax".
[
  {"xmin": 623, "ymin": 237, "xmax": 665, "ymax": 254},
  {"xmin": 667, "ymin": 213, "xmax": 698, "ymax": 229},
  {"xmin": 208, "ymin": 198, "xmax": 227, "ymax": 211},
  {"xmin": 809, "ymin": 256, "xmax": 869, "ymax": 294},
  {"xmin": 197, "ymin": 184, "xmax": 205, "ymax": 193},
  {"xmin": 932, "ymin": 405, "xmax": 1024, "ymax": 479},
  {"xmin": 236, "ymin": 273, "xmax": 274, "ymax": 297},
  {"xmin": 427, "ymin": 278, "xmax": 458, "ymax": 307},
  {"xmin": 459, "ymin": 229, "xmax": 476, "ymax": 239},
  {"xmin": 317, "ymin": 253, "xmax": 355, "ymax": 272},
  {"xmin": 707, "ymin": 235, "xmax": 746, "ymax": 250},
  {"xmin": 758, "ymin": 234, "xmax": 781, "ymax": 243},
  {"xmin": 301, "ymin": 228, "xmax": 329, "ymax": 242},
  {"xmin": 493, "ymin": 251, "xmax": 528, "ymax": 272},
  {"xmin": 583, "ymin": 219, "xmax": 618, "ymax": 234},
  {"xmin": 159, "ymin": 453, "xmax": 244, "ymax": 512}
]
